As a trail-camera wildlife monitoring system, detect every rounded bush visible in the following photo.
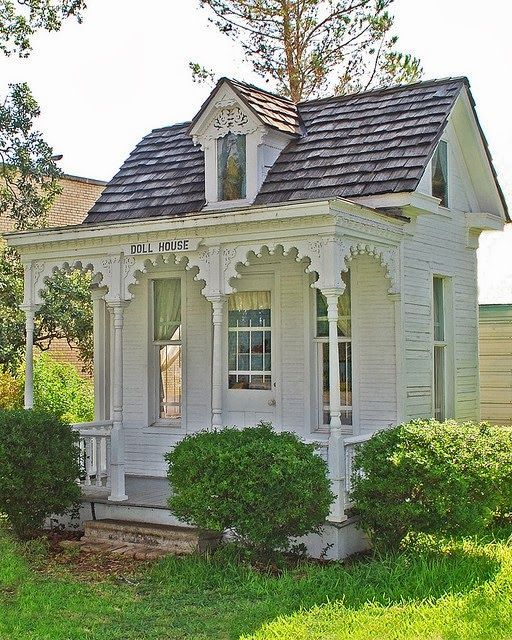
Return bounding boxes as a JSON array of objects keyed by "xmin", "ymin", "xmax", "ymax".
[
  {"xmin": 0, "ymin": 409, "xmax": 82, "ymax": 537},
  {"xmin": 166, "ymin": 423, "xmax": 334, "ymax": 553},
  {"xmin": 350, "ymin": 420, "xmax": 512, "ymax": 549}
]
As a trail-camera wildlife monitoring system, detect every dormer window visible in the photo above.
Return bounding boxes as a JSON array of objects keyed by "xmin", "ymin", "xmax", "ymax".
[
  {"xmin": 432, "ymin": 140, "xmax": 449, "ymax": 207},
  {"xmin": 217, "ymin": 133, "xmax": 247, "ymax": 201},
  {"xmin": 189, "ymin": 78, "xmax": 299, "ymax": 209}
]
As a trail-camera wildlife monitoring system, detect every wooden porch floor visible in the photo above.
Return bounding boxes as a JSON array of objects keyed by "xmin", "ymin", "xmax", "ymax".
[{"xmin": 83, "ymin": 475, "xmax": 171, "ymax": 508}]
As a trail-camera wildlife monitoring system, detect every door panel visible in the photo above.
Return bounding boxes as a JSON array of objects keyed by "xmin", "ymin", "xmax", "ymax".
[{"xmin": 225, "ymin": 275, "xmax": 276, "ymax": 427}]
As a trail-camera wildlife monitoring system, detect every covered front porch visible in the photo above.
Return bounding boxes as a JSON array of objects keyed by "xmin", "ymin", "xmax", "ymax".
[{"xmin": 11, "ymin": 198, "xmax": 407, "ymax": 526}]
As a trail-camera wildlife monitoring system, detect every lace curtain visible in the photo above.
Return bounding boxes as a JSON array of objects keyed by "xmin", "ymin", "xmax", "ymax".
[{"xmin": 228, "ymin": 291, "xmax": 271, "ymax": 311}]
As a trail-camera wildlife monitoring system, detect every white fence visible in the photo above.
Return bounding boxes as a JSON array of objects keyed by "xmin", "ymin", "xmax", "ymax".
[{"xmin": 72, "ymin": 421, "xmax": 113, "ymax": 493}]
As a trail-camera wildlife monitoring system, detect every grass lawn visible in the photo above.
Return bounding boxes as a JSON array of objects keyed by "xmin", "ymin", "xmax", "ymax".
[{"xmin": 0, "ymin": 528, "xmax": 511, "ymax": 640}]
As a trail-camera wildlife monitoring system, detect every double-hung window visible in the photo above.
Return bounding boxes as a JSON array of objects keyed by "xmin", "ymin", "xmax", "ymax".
[
  {"xmin": 152, "ymin": 278, "xmax": 182, "ymax": 423},
  {"xmin": 433, "ymin": 276, "xmax": 447, "ymax": 421},
  {"xmin": 228, "ymin": 291, "xmax": 271, "ymax": 390},
  {"xmin": 315, "ymin": 272, "xmax": 352, "ymax": 428}
]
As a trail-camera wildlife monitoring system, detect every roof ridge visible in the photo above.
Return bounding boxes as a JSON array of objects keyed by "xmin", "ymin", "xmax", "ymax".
[
  {"xmin": 224, "ymin": 77, "xmax": 295, "ymax": 105},
  {"xmin": 297, "ymin": 76, "xmax": 469, "ymax": 107},
  {"xmin": 148, "ymin": 121, "xmax": 192, "ymax": 135}
]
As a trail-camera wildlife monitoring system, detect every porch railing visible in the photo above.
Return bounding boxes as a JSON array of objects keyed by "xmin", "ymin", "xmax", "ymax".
[
  {"xmin": 303, "ymin": 433, "xmax": 372, "ymax": 517},
  {"xmin": 342, "ymin": 433, "xmax": 372, "ymax": 507},
  {"xmin": 303, "ymin": 437, "xmax": 329, "ymax": 463},
  {"xmin": 72, "ymin": 421, "xmax": 113, "ymax": 493}
]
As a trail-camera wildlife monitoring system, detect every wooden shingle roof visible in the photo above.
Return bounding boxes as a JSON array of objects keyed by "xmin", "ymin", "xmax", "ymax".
[
  {"xmin": 85, "ymin": 77, "xmax": 504, "ymax": 224},
  {"xmin": 227, "ymin": 78, "xmax": 301, "ymax": 135},
  {"xmin": 255, "ymin": 78, "xmax": 464, "ymax": 203},
  {"xmin": 87, "ymin": 123, "xmax": 205, "ymax": 220}
]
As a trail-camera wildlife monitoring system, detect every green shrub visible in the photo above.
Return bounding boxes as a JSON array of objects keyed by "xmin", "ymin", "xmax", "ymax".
[
  {"xmin": 166, "ymin": 423, "xmax": 334, "ymax": 554},
  {"xmin": 0, "ymin": 409, "xmax": 82, "ymax": 537},
  {"xmin": 350, "ymin": 420, "xmax": 512, "ymax": 549},
  {"xmin": 0, "ymin": 368, "xmax": 23, "ymax": 410},
  {"xmin": 32, "ymin": 354, "xmax": 94, "ymax": 423}
]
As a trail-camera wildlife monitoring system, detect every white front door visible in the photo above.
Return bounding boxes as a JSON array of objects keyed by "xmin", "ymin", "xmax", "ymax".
[{"xmin": 224, "ymin": 274, "xmax": 277, "ymax": 427}]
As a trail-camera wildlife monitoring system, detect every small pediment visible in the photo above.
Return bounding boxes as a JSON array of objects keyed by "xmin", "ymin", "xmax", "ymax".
[
  {"xmin": 415, "ymin": 86, "xmax": 508, "ymax": 220},
  {"xmin": 189, "ymin": 80, "xmax": 263, "ymax": 148},
  {"xmin": 189, "ymin": 78, "xmax": 300, "ymax": 140}
]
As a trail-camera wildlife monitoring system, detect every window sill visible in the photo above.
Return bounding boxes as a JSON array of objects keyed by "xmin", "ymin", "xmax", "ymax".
[
  {"xmin": 435, "ymin": 205, "xmax": 452, "ymax": 218},
  {"xmin": 203, "ymin": 198, "xmax": 253, "ymax": 211},
  {"xmin": 144, "ymin": 420, "xmax": 183, "ymax": 435}
]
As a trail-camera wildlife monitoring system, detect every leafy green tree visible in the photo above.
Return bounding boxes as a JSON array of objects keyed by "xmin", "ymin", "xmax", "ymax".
[
  {"xmin": 0, "ymin": 1, "xmax": 85, "ymax": 58},
  {"xmin": 0, "ymin": 82, "xmax": 61, "ymax": 228},
  {"xmin": 0, "ymin": 0, "xmax": 92, "ymax": 372},
  {"xmin": 0, "ymin": 251, "xmax": 93, "ymax": 371},
  {"xmin": 193, "ymin": 0, "xmax": 422, "ymax": 102}
]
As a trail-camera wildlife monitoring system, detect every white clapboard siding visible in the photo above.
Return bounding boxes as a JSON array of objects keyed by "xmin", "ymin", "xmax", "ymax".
[
  {"xmin": 407, "ymin": 119, "xmax": 482, "ymax": 422},
  {"xmin": 279, "ymin": 268, "xmax": 308, "ymax": 432},
  {"xmin": 479, "ymin": 305, "xmax": 512, "ymax": 426},
  {"xmin": 351, "ymin": 255, "xmax": 397, "ymax": 433}
]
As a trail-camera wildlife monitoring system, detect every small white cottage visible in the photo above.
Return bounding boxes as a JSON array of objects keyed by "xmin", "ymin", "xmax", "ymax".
[{"xmin": 6, "ymin": 77, "xmax": 508, "ymax": 558}]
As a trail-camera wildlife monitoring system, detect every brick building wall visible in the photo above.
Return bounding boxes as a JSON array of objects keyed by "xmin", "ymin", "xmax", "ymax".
[
  {"xmin": 1, "ymin": 174, "xmax": 106, "ymax": 375},
  {"xmin": 47, "ymin": 174, "xmax": 106, "ymax": 227}
]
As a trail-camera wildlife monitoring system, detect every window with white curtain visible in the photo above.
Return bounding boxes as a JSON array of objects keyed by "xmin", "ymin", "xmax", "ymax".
[
  {"xmin": 152, "ymin": 278, "xmax": 182, "ymax": 422},
  {"xmin": 315, "ymin": 272, "xmax": 352, "ymax": 429},
  {"xmin": 228, "ymin": 291, "xmax": 271, "ymax": 390}
]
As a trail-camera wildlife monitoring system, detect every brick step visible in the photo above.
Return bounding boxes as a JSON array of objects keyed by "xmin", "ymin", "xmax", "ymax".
[{"xmin": 82, "ymin": 519, "xmax": 221, "ymax": 555}]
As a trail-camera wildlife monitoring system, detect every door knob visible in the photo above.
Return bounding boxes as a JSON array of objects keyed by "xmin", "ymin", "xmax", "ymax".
[{"xmin": 268, "ymin": 398, "xmax": 276, "ymax": 407}]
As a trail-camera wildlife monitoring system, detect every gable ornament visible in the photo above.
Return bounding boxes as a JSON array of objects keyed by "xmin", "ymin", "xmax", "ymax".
[{"xmin": 213, "ymin": 107, "xmax": 249, "ymax": 136}]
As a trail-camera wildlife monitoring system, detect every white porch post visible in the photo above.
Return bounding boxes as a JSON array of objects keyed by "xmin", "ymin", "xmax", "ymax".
[
  {"xmin": 322, "ymin": 287, "xmax": 347, "ymax": 523},
  {"xmin": 20, "ymin": 261, "xmax": 40, "ymax": 410},
  {"xmin": 208, "ymin": 295, "xmax": 225, "ymax": 428},
  {"xmin": 92, "ymin": 288, "xmax": 108, "ymax": 421},
  {"xmin": 323, "ymin": 289, "xmax": 343, "ymax": 430},
  {"xmin": 21, "ymin": 304, "xmax": 37, "ymax": 409},
  {"xmin": 107, "ymin": 301, "xmax": 128, "ymax": 501}
]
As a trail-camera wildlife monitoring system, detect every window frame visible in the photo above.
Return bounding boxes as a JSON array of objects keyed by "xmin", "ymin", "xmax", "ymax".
[
  {"xmin": 431, "ymin": 139, "xmax": 449, "ymax": 209},
  {"xmin": 432, "ymin": 275, "xmax": 451, "ymax": 422},
  {"xmin": 216, "ymin": 132, "xmax": 247, "ymax": 203},
  {"xmin": 148, "ymin": 275, "xmax": 186, "ymax": 429},
  {"xmin": 314, "ymin": 272, "xmax": 353, "ymax": 432},
  {"xmin": 227, "ymin": 290, "xmax": 272, "ymax": 391}
]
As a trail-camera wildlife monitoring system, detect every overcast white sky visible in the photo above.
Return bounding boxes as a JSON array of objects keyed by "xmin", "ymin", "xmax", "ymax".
[{"xmin": 0, "ymin": 0, "xmax": 510, "ymax": 204}]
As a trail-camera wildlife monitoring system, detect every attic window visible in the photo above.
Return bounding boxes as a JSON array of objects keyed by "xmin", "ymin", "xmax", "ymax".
[
  {"xmin": 432, "ymin": 140, "xmax": 449, "ymax": 207},
  {"xmin": 217, "ymin": 132, "xmax": 247, "ymax": 201}
]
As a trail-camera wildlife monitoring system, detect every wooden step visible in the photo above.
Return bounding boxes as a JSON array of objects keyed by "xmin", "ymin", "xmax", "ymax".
[{"xmin": 82, "ymin": 519, "xmax": 221, "ymax": 555}]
